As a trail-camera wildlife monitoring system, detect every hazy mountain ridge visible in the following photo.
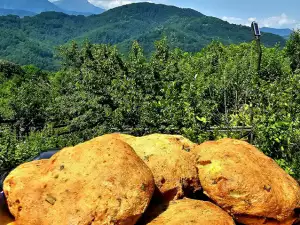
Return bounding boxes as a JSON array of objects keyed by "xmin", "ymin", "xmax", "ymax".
[
  {"xmin": 0, "ymin": 0, "xmax": 104, "ymax": 16},
  {"xmin": 0, "ymin": 8, "xmax": 36, "ymax": 17},
  {"xmin": 53, "ymin": 0, "xmax": 104, "ymax": 14},
  {"xmin": 0, "ymin": 0, "xmax": 62, "ymax": 13},
  {"xmin": 0, "ymin": 3, "xmax": 285, "ymax": 70},
  {"xmin": 261, "ymin": 27, "xmax": 293, "ymax": 39}
]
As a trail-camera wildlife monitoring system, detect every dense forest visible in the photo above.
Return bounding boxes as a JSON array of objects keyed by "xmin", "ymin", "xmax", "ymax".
[
  {"xmin": 0, "ymin": 3, "xmax": 285, "ymax": 71},
  {"xmin": 1, "ymin": 29, "xmax": 300, "ymax": 179}
]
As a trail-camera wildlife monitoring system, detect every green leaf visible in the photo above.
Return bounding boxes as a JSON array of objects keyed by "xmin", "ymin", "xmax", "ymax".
[{"xmin": 196, "ymin": 116, "xmax": 207, "ymax": 123}]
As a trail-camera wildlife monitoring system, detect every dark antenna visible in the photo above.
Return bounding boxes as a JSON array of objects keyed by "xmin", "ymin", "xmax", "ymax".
[
  {"xmin": 251, "ymin": 21, "xmax": 261, "ymax": 38},
  {"xmin": 251, "ymin": 21, "xmax": 262, "ymax": 72}
]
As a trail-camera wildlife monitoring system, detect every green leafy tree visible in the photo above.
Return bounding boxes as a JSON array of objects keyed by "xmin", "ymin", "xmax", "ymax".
[
  {"xmin": 286, "ymin": 30, "xmax": 300, "ymax": 73},
  {"xmin": 1, "ymin": 37, "xmax": 300, "ymax": 179}
]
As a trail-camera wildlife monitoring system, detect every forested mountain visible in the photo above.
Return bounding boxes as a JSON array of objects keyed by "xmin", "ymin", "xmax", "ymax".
[
  {"xmin": 0, "ymin": 0, "xmax": 62, "ymax": 13},
  {"xmin": 0, "ymin": 3, "xmax": 285, "ymax": 70},
  {"xmin": 53, "ymin": 0, "xmax": 104, "ymax": 15},
  {"xmin": 261, "ymin": 27, "xmax": 293, "ymax": 39}
]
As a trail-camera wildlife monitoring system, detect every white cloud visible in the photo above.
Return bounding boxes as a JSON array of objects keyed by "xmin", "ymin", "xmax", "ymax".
[
  {"xmin": 244, "ymin": 17, "xmax": 256, "ymax": 26},
  {"xmin": 223, "ymin": 13, "xmax": 298, "ymax": 29},
  {"xmin": 222, "ymin": 16, "xmax": 244, "ymax": 24},
  {"xmin": 88, "ymin": 0, "xmax": 157, "ymax": 9},
  {"xmin": 222, "ymin": 16, "xmax": 255, "ymax": 27},
  {"xmin": 49, "ymin": 0, "xmax": 153, "ymax": 9},
  {"xmin": 260, "ymin": 13, "xmax": 296, "ymax": 28},
  {"xmin": 89, "ymin": 0, "xmax": 132, "ymax": 9}
]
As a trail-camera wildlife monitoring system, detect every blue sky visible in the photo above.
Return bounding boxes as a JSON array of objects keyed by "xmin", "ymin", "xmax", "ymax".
[{"xmin": 87, "ymin": 0, "xmax": 300, "ymax": 29}]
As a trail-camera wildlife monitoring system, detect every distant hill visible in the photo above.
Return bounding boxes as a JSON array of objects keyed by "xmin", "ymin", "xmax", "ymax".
[
  {"xmin": 0, "ymin": 3, "xmax": 286, "ymax": 70},
  {"xmin": 0, "ymin": 0, "xmax": 104, "ymax": 16},
  {"xmin": 0, "ymin": 0, "xmax": 62, "ymax": 13},
  {"xmin": 0, "ymin": 8, "xmax": 36, "ymax": 17},
  {"xmin": 53, "ymin": 0, "xmax": 104, "ymax": 15},
  {"xmin": 261, "ymin": 27, "xmax": 293, "ymax": 39}
]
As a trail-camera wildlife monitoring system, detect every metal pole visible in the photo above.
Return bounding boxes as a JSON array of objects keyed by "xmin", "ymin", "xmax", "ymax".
[
  {"xmin": 256, "ymin": 37, "xmax": 262, "ymax": 73},
  {"xmin": 252, "ymin": 37, "xmax": 261, "ymax": 144},
  {"xmin": 250, "ymin": 21, "xmax": 262, "ymax": 144}
]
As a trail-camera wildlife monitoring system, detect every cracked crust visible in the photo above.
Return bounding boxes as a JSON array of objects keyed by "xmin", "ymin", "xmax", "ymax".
[
  {"xmin": 145, "ymin": 198, "xmax": 235, "ymax": 225},
  {"xmin": 4, "ymin": 136, "xmax": 155, "ymax": 225},
  {"xmin": 192, "ymin": 138, "xmax": 300, "ymax": 224},
  {"xmin": 105, "ymin": 133, "xmax": 202, "ymax": 202}
]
